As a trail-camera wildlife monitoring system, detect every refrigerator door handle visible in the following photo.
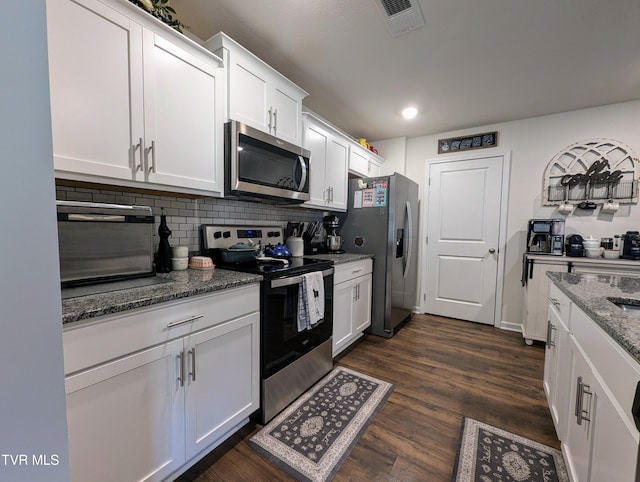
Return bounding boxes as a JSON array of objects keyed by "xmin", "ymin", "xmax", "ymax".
[{"xmin": 403, "ymin": 201, "xmax": 413, "ymax": 279}]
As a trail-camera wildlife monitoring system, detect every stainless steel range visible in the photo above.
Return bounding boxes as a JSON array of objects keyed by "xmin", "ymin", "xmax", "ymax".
[{"xmin": 201, "ymin": 225, "xmax": 334, "ymax": 424}]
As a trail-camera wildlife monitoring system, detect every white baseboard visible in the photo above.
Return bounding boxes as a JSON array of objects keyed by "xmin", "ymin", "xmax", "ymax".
[{"xmin": 499, "ymin": 321, "xmax": 522, "ymax": 333}]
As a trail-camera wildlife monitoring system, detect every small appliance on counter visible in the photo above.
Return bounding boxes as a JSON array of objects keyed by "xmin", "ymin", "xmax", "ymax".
[
  {"xmin": 621, "ymin": 231, "xmax": 640, "ymax": 260},
  {"xmin": 323, "ymin": 214, "xmax": 344, "ymax": 253},
  {"xmin": 57, "ymin": 201, "xmax": 155, "ymax": 286},
  {"xmin": 565, "ymin": 234, "xmax": 585, "ymax": 257},
  {"xmin": 526, "ymin": 218, "xmax": 565, "ymax": 255}
]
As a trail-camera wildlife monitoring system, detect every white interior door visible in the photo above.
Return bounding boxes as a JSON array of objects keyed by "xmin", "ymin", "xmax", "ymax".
[{"xmin": 424, "ymin": 155, "xmax": 505, "ymax": 325}]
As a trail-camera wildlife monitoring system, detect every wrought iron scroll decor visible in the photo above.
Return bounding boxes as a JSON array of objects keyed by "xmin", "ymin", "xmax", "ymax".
[{"xmin": 543, "ymin": 138, "xmax": 639, "ymax": 206}]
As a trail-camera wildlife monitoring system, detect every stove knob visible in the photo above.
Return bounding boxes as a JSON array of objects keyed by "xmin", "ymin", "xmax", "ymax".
[
  {"xmin": 213, "ymin": 231, "xmax": 222, "ymax": 239},
  {"xmin": 223, "ymin": 231, "xmax": 231, "ymax": 238}
]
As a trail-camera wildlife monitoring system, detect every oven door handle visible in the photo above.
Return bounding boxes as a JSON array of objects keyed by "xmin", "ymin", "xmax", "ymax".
[{"xmin": 270, "ymin": 268, "xmax": 334, "ymax": 288}]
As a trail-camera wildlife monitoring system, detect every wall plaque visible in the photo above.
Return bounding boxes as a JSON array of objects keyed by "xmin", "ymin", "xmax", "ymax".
[{"xmin": 438, "ymin": 131, "xmax": 497, "ymax": 154}]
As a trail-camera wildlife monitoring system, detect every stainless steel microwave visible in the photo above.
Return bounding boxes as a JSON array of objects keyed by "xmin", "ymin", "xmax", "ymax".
[{"xmin": 225, "ymin": 120, "xmax": 311, "ymax": 203}]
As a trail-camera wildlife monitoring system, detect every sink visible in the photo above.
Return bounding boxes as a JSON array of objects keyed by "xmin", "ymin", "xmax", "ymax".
[{"xmin": 607, "ymin": 297, "xmax": 640, "ymax": 314}]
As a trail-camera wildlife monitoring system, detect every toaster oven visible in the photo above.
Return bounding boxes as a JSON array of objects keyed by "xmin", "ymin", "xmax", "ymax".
[{"xmin": 57, "ymin": 201, "xmax": 155, "ymax": 287}]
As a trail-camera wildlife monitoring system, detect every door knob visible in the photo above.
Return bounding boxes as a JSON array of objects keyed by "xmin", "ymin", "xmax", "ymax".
[{"xmin": 488, "ymin": 248, "xmax": 496, "ymax": 254}]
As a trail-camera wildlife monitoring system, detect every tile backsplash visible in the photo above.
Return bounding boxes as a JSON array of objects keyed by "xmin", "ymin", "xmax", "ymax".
[{"xmin": 56, "ymin": 184, "xmax": 326, "ymax": 254}]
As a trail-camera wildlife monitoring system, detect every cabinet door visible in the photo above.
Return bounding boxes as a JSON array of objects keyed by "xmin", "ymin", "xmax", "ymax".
[
  {"xmin": 333, "ymin": 281, "xmax": 355, "ymax": 356},
  {"xmin": 326, "ymin": 135, "xmax": 349, "ymax": 211},
  {"xmin": 303, "ymin": 121, "xmax": 330, "ymax": 207},
  {"xmin": 522, "ymin": 261, "xmax": 568, "ymax": 343},
  {"xmin": 269, "ymin": 77, "xmax": 303, "ymax": 144},
  {"xmin": 143, "ymin": 32, "xmax": 222, "ymax": 193},
  {"xmin": 564, "ymin": 336, "xmax": 595, "ymax": 482},
  {"xmin": 184, "ymin": 312, "xmax": 260, "ymax": 460},
  {"xmin": 47, "ymin": 0, "xmax": 144, "ymax": 181},
  {"xmin": 589, "ymin": 377, "xmax": 639, "ymax": 482},
  {"xmin": 349, "ymin": 144, "xmax": 370, "ymax": 176},
  {"xmin": 544, "ymin": 302, "xmax": 570, "ymax": 441},
  {"xmin": 65, "ymin": 339, "xmax": 185, "ymax": 482},
  {"xmin": 368, "ymin": 159, "xmax": 382, "ymax": 177},
  {"xmin": 228, "ymin": 49, "xmax": 269, "ymax": 133},
  {"xmin": 353, "ymin": 274, "xmax": 372, "ymax": 333}
]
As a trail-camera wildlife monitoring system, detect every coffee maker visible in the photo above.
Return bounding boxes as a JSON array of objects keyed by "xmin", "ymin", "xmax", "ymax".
[
  {"xmin": 621, "ymin": 231, "xmax": 640, "ymax": 260},
  {"xmin": 526, "ymin": 219, "xmax": 565, "ymax": 255},
  {"xmin": 323, "ymin": 215, "xmax": 344, "ymax": 253}
]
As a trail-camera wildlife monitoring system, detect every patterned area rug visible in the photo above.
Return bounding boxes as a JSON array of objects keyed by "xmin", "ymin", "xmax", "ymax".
[
  {"xmin": 452, "ymin": 417, "xmax": 569, "ymax": 482},
  {"xmin": 248, "ymin": 366, "xmax": 393, "ymax": 482}
]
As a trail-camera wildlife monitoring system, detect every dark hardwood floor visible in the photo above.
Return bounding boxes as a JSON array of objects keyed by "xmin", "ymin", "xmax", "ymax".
[{"xmin": 177, "ymin": 314, "xmax": 558, "ymax": 481}]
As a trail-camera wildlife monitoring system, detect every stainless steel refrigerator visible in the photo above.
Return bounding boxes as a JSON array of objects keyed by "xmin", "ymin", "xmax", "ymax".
[{"xmin": 339, "ymin": 173, "xmax": 419, "ymax": 338}]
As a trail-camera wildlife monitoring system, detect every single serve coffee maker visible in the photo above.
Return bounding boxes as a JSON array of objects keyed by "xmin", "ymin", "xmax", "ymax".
[{"xmin": 323, "ymin": 215, "xmax": 344, "ymax": 253}]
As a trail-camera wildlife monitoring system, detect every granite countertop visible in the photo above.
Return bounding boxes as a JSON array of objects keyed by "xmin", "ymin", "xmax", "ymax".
[
  {"xmin": 61, "ymin": 253, "xmax": 373, "ymax": 326},
  {"xmin": 305, "ymin": 252, "xmax": 374, "ymax": 264},
  {"xmin": 61, "ymin": 269, "xmax": 262, "ymax": 325},
  {"xmin": 547, "ymin": 271, "xmax": 640, "ymax": 363}
]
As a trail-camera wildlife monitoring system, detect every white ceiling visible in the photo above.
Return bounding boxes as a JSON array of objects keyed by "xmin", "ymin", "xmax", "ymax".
[{"xmin": 170, "ymin": 0, "xmax": 640, "ymax": 141}]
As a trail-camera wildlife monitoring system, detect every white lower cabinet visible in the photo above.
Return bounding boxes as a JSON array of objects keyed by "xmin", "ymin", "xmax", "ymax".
[
  {"xmin": 543, "ymin": 283, "xmax": 640, "ymax": 482},
  {"xmin": 64, "ymin": 285, "xmax": 260, "ymax": 482},
  {"xmin": 522, "ymin": 258, "xmax": 568, "ymax": 344},
  {"xmin": 333, "ymin": 259, "xmax": 373, "ymax": 356}
]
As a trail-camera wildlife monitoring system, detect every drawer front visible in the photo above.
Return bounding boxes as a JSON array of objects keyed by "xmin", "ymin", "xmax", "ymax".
[
  {"xmin": 63, "ymin": 285, "xmax": 259, "ymax": 375},
  {"xmin": 548, "ymin": 283, "xmax": 571, "ymax": 324},
  {"xmin": 570, "ymin": 305, "xmax": 640, "ymax": 421},
  {"xmin": 334, "ymin": 258, "xmax": 373, "ymax": 285}
]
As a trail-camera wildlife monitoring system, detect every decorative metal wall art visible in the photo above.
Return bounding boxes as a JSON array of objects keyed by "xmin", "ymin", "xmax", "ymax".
[
  {"xmin": 438, "ymin": 131, "xmax": 497, "ymax": 154},
  {"xmin": 542, "ymin": 138, "xmax": 639, "ymax": 207}
]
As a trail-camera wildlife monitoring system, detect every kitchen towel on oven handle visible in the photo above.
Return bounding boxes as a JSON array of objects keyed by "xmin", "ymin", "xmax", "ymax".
[{"xmin": 297, "ymin": 271, "xmax": 325, "ymax": 331}]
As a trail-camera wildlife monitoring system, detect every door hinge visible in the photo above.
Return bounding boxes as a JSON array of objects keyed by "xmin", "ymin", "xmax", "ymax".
[
  {"xmin": 423, "ymin": 293, "xmax": 426, "ymax": 301},
  {"xmin": 425, "ymin": 235, "xmax": 428, "ymax": 244}
]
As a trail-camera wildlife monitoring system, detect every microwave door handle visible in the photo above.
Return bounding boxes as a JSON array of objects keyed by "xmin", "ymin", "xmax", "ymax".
[{"xmin": 297, "ymin": 155, "xmax": 308, "ymax": 192}]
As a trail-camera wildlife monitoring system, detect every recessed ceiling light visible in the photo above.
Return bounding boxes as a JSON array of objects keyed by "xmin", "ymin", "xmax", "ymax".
[{"xmin": 402, "ymin": 106, "xmax": 418, "ymax": 120}]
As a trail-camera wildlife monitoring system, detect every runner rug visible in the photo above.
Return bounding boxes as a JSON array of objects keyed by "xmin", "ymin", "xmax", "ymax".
[
  {"xmin": 248, "ymin": 366, "xmax": 394, "ymax": 482},
  {"xmin": 452, "ymin": 417, "xmax": 569, "ymax": 482}
]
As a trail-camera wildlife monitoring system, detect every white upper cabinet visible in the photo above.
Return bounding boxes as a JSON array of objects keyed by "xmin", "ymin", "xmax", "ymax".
[
  {"xmin": 205, "ymin": 32, "xmax": 308, "ymax": 146},
  {"xmin": 349, "ymin": 141, "xmax": 385, "ymax": 178},
  {"xmin": 302, "ymin": 113, "xmax": 348, "ymax": 211},
  {"xmin": 47, "ymin": 0, "xmax": 224, "ymax": 195}
]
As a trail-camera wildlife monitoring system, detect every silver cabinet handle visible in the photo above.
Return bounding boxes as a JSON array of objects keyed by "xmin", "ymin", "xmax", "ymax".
[
  {"xmin": 178, "ymin": 351, "xmax": 185, "ymax": 387},
  {"xmin": 550, "ymin": 297, "xmax": 560, "ymax": 308},
  {"xmin": 189, "ymin": 347, "xmax": 196, "ymax": 382},
  {"xmin": 546, "ymin": 321, "xmax": 556, "ymax": 348},
  {"xmin": 268, "ymin": 107, "xmax": 273, "ymax": 131},
  {"xmin": 147, "ymin": 140, "xmax": 156, "ymax": 174},
  {"xmin": 488, "ymin": 248, "xmax": 496, "ymax": 254},
  {"xmin": 576, "ymin": 376, "xmax": 592, "ymax": 425},
  {"xmin": 352, "ymin": 269, "xmax": 362, "ymax": 275},
  {"xmin": 134, "ymin": 137, "xmax": 143, "ymax": 172},
  {"xmin": 167, "ymin": 314, "xmax": 204, "ymax": 328},
  {"xmin": 273, "ymin": 108, "xmax": 277, "ymax": 133}
]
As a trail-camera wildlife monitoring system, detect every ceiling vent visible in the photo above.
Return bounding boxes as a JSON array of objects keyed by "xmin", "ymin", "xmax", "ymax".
[{"xmin": 374, "ymin": 0, "xmax": 425, "ymax": 37}]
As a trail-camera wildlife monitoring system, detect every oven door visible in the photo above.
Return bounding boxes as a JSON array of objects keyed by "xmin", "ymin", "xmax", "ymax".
[{"xmin": 261, "ymin": 268, "xmax": 333, "ymax": 378}]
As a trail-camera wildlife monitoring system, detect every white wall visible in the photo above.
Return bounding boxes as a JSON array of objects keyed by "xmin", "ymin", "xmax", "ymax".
[
  {"xmin": 0, "ymin": 2, "xmax": 70, "ymax": 481},
  {"xmin": 371, "ymin": 137, "xmax": 407, "ymax": 176},
  {"xmin": 380, "ymin": 100, "xmax": 640, "ymax": 327}
]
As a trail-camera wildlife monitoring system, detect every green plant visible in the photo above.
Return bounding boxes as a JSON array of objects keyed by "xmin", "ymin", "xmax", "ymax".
[{"xmin": 129, "ymin": 0, "xmax": 186, "ymax": 33}]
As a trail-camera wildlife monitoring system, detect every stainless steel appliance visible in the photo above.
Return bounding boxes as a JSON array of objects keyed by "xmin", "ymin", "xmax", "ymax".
[
  {"xmin": 225, "ymin": 120, "xmax": 311, "ymax": 203},
  {"xmin": 200, "ymin": 225, "xmax": 334, "ymax": 423},
  {"xmin": 621, "ymin": 231, "xmax": 640, "ymax": 260},
  {"xmin": 526, "ymin": 218, "xmax": 565, "ymax": 255},
  {"xmin": 340, "ymin": 173, "xmax": 419, "ymax": 338},
  {"xmin": 322, "ymin": 214, "xmax": 344, "ymax": 253},
  {"xmin": 56, "ymin": 201, "xmax": 155, "ymax": 287}
]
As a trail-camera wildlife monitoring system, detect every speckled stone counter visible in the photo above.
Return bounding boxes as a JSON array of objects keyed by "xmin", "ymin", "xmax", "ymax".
[
  {"xmin": 548, "ymin": 271, "xmax": 640, "ymax": 363},
  {"xmin": 62, "ymin": 269, "xmax": 262, "ymax": 325},
  {"xmin": 305, "ymin": 253, "xmax": 374, "ymax": 265}
]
